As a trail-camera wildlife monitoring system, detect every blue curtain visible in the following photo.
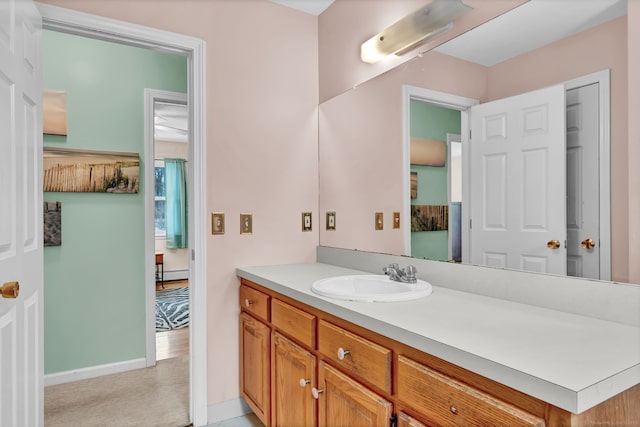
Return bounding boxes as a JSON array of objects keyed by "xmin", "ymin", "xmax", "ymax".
[{"xmin": 165, "ymin": 159, "xmax": 188, "ymax": 249}]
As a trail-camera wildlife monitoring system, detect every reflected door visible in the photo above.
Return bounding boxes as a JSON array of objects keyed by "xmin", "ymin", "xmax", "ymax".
[
  {"xmin": 469, "ymin": 85, "xmax": 567, "ymax": 274},
  {"xmin": 566, "ymin": 83, "xmax": 600, "ymax": 279}
]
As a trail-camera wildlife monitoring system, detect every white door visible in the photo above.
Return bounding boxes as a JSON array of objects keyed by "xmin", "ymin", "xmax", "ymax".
[
  {"xmin": 0, "ymin": 0, "xmax": 43, "ymax": 426},
  {"xmin": 469, "ymin": 85, "xmax": 566, "ymax": 274},
  {"xmin": 566, "ymin": 83, "xmax": 600, "ymax": 279}
]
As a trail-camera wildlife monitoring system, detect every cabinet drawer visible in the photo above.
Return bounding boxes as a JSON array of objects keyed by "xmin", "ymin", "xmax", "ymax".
[
  {"xmin": 240, "ymin": 284, "xmax": 269, "ymax": 321},
  {"xmin": 397, "ymin": 355, "xmax": 545, "ymax": 427},
  {"xmin": 318, "ymin": 320, "xmax": 392, "ymax": 393},
  {"xmin": 272, "ymin": 299, "xmax": 316, "ymax": 348}
]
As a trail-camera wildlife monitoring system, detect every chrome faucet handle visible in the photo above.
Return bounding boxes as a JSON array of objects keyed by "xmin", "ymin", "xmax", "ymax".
[{"xmin": 403, "ymin": 265, "xmax": 417, "ymax": 282}]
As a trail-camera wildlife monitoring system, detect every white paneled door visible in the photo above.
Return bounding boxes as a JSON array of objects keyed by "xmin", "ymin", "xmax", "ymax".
[
  {"xmin": 0, "ymin": 0, "xmax": 43, "ymax": 426},
  {"xmin": 469, "ymin": 85, "xmax": 567, "ymax": 275}
]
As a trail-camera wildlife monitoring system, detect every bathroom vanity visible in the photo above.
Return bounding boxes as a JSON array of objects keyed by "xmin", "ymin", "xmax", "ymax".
[{"xmin": 237, "ymin": 248, "xmax": 640, "ymax": 427}]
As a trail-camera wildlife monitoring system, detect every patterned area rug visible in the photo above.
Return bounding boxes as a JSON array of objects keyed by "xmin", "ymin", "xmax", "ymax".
[{"xmin": 156, "ymin": 287, "xmax": 189, "ymax": 332}]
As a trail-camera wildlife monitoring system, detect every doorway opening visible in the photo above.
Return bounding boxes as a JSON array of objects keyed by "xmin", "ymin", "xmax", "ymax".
[
  {"xmin": 147, "ymin": 91, "xmax": 190, "ymax": 363},
  {"xmin": 39, "ymin": 4, "xmax": 207, "ymax": 425}
]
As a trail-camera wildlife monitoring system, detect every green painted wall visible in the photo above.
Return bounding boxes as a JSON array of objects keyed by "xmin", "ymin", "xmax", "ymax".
[
  {"xmin": 410, "ymin": 100, "xmax": 460, "ymax": 261},
  {"xmin": 43, "ymin": 30, "xmax": 187, "ymax": 374}
]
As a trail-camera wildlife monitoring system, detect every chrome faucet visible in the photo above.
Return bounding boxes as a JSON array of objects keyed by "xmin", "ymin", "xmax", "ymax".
[{"xmin": 383, "ymin": 263, "xmax": 417, "ymax": 284}]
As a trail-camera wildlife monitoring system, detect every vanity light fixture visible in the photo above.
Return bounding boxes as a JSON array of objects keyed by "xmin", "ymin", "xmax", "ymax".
[{"xmin": 360, "ymin": 0, "xmax": 472, "ymax": 64}]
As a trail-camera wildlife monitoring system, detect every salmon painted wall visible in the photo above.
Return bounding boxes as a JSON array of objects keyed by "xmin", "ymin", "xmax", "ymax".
[
  {"xmin": 38, "ymin": 0, "xmax": 319, "ymax": 407},
  {"xmin": 487, "ymin": 17, "xmax": 629, "ymax": 283}
]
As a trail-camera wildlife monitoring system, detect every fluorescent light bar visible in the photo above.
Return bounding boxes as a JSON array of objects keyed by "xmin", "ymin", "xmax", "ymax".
[{"xmin": 361, "ymin": 0, "xmax": 472, "ymax": 64}]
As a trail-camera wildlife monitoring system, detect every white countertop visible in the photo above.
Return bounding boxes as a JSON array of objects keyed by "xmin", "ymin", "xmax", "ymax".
[{"xmin": 237, "ymin": 262, "xmax": 640, "ymax": 414}]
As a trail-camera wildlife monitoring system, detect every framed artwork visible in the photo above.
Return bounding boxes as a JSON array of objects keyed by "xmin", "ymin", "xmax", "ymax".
[
  {"xmin": 410, "ymin": 172, "xmax": 418, "ymax": 199},
  {"xmin": 411, "ymin": 205, "xmax": 448, "ymax": 232},
  {"xmin": 44, "ymin": 201, "xmax": 62, "ymax": 246},
  {"xmin": 43, "ymin": 89, "xmax": 68, "ymax": 136},
  {"xmin": 43, "ymin": 147, "xmax": 140, "ymax": 193}
]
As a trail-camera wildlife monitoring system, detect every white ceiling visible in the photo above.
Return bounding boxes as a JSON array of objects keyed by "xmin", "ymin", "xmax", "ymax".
[
  {"xmin": 269, "ymin": 0, "xmax": 335, "ymax": 15},
  {"xmin": 435, "ymin": 0, "xmax": 627, "ymax": 66},
  {"xmin": 154, "ymin": 101, "xmax": 188, "ymax": 143}
]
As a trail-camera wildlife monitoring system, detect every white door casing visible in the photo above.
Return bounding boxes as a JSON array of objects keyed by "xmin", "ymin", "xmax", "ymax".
[
  {"xmin": 469, "ymin": 85, "xmax": 567, "ymax": 275},
  {"xmin": 566, "ymin": 83, "xmax": 600, "ymax": 279},
  {"xmin": 37, "ymin": 3, "xmax": 207, "ymax": 425},
  {"xmin": 0, "ymin": 0, "xmax": 43, "ymax": 426}
]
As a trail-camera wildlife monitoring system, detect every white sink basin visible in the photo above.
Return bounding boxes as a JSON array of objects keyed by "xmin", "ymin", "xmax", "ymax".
[{"xmin": 311, "ymin": 275, "xmax": 432, "ymax": 302}]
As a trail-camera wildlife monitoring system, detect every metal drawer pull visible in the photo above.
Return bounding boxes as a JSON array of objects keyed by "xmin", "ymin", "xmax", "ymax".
[
  {"xmin": 299, "ymin": 379, "xmax": 310, "ymax": 387},
  {"xmin": 312, "ymin": 387, "xmax": 324, "ymax": 399},
  {"xmin": 244, "ymin": 299, "xmax": 253, "ymax": 307},
  {"xmin": 337, "ymin": 347, "xmax": 350, "ymax": 360},
  {"xmin": 450, "ymin": 406, "xmax": 458, "ymax": 415}
]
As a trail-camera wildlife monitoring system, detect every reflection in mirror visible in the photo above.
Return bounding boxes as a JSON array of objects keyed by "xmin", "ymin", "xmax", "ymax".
[{"xmin": 318, "ymin": 0, "xmax": 630, "ymax": 283}]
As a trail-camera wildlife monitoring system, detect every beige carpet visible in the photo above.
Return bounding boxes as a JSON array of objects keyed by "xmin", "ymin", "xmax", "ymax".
[{"xmin": 45, "ymin": 356, "xmax": 190, "ymax": 427}]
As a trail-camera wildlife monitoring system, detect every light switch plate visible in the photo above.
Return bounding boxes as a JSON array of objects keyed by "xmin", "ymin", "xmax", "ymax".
[
  {"xmin": 393, "ymin": 212, "xmax": 400, "ymax": 229},
  {"xmin": 240, "ymin": 213, "xmax": 253, "ymax": 234},
  {"xmin": 326, "ymin": 211, "xmax": 336, "ymax": 231},
  {"xmin": 212, "ymin": 212, "xmax": 225, "ymax": 235},
  {"xmin": 375, "ymin": 212, "xmax": 383, "ymax": 230},
  {"xmin": 302, "ymin": 212, "xmax": 312, "ymax": 232}
]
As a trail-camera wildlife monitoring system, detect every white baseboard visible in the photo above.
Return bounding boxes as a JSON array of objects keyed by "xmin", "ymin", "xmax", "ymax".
[
  {"xmin": 161, "ymin": 269, "xmax": 188, "ymax": 282},
  {"xmin": 207, "ymin": 398, "xmax": 252, "ymax": 424},
  {"xmin": 44, "ymin": 357, "xmax": 147, "ymax": 387}
]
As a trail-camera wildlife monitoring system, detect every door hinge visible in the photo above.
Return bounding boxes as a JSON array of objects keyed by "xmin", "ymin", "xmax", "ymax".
[
  {"xmin": 469, "ymin": 218, "xmax": 472, "ymax": 229},
  {"xmin": 389, "ymin": 413, "xmax": 398, "ymax": 427},
  {"xmin": 469, "ymin": 129, "xmax": 472, "ymax": 139},
  {"xmin": 191, "ymin": 249, "xmax": 195, "ymax": 261}
]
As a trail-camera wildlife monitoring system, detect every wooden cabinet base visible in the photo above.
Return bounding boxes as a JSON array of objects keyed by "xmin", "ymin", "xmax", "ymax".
[{"xmin": 239, "ymin": 278, "xmax": 640, "ymax": 427}]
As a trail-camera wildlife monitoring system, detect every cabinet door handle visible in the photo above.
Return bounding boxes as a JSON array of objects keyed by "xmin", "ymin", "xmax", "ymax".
[
  {"xmin": 311, "ymin": 387, "xmax": 324, "ymax": 399},
  {"xmin": 337, "ymin": 347, "xmax": 350, "ymax": 360},
  {"xmin": 299, "ymin": 379, "xmax": 310, "ymax": 387},
  {"xmin": 244, "ymin": 299, "xmax": 253, "ymax": 307},
  {"xmin": 450, "ymin": 406, "xmax": 458, "ymax": 415}
]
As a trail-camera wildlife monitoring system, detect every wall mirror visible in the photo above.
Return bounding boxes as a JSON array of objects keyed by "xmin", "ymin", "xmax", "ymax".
[{"xmin": 318, "ymin": 0, "xmax": 630, "ymax": 283}]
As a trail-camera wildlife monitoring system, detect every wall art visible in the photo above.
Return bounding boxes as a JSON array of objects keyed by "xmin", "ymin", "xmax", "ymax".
[
  {"xmin": 44, "ymin": 201, "xmax": 62, "ymax": 246},
  {"xmin": 43, "ymin": 147, "xmax": 140, "ymax": 193},
  {"xmin": 411, "ymin": 204, "xmax": 449, "ymax": 232},
  {"xmin": 43, "ymin": 89, "xmax": 68, "ymax": 136}
]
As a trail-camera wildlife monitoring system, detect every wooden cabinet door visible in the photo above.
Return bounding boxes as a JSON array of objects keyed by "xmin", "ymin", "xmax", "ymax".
[
  {"xmin": 317, "ymin": 361, "xmax": 392, "ymax": 427},
  {"xmin": 398, "ymin": 412, "xmax": 429, "ymax": 427},
  {"xmin": 271, "ymin": 332, "xmax": 316, "ymax": 427},
  {"xmin": 240, "ymin": 313, "xmax": 270, "ymax": 426}
]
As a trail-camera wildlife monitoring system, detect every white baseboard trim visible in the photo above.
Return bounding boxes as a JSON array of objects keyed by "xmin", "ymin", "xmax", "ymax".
[
  {"xmin": 161, "ymin": 269, "xmax": 188, "ymax": 282},
  {"xmin": 44, "ymin": 357, "xmax": 147, "ymax": 387},
  {"xmin": 207, "ymin": 397, "xmax": 252, "ymax": 424}
]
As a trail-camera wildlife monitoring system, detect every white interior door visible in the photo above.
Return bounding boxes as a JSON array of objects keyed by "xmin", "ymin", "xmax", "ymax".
[
  {"xmin": 0, "ymin": 0, "xmax": 43, "ymax": 425},
  {"xmin": 469, "ymin": 85, "xmax": 567, "ymax": 274},
  {"xmin": 566, "ymin": 83, "xmax": 600, "ymax": 279}
]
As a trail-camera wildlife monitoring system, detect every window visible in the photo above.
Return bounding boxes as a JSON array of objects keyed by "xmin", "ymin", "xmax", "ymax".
[{"xmin": 155, "ymin": 160, "xmax": 166, "ymax": 237}]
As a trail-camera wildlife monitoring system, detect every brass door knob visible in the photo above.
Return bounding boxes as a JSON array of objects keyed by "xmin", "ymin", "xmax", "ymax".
[
  {"xmin": 1, "ymin": 281, "xmax": 19, "ymax": 299},
  {"xmin": 581, "ymin": 238, "xmax": 596, "ymax": 249},
  {"xmin": 547, "ymin": 239, "xmax": 561, "ymax": 250}
]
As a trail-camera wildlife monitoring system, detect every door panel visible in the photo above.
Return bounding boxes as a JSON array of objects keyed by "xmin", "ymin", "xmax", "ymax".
[
  {"xmin": 317, "ymin": 361, "xmax": 392, "ymax": 427},
  {"xmin": 470, "ymin": 85, "xmax": 566, "ymax": 274},
  {"xmin": 271, "ymin": 332, "xmax": 316, "ymax": 427},
  {"xmin": 0, "ymin": 1, "xmax": 43, "ymax": 426}
]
